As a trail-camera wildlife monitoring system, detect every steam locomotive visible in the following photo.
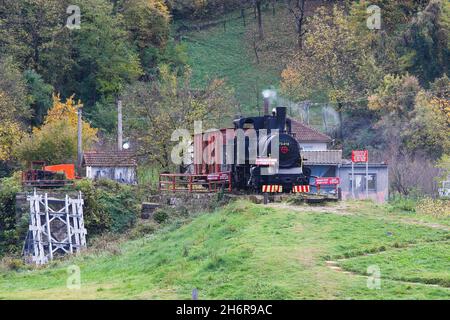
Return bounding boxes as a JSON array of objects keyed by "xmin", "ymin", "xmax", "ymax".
[
  {"xmin": 230, "ymin": 106, "xmax": 311, "ymax": 193},
  {"xmin": 182, "ymin": 105, "xmax": 312, "ymax": 194}
]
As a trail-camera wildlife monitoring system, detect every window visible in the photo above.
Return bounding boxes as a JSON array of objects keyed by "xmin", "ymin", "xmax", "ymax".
[{"xmin": 349, "ymin": 173, "xmax": 376, "ymax": 192}]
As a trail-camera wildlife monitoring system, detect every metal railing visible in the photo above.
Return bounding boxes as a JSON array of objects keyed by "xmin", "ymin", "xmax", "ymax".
[{"xmin": 159, "ymin": 172, "xmax": 232, "ymax": 193}]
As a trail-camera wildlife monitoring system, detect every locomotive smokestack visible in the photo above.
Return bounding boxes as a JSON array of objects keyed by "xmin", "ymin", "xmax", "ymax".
[
  {"xmin": 263, "ymin": 97, "xmax": 270, "ymax": 115},
  {"xmin": 276, "ymin": 107, "xmax": 287, "ymax": 131}
]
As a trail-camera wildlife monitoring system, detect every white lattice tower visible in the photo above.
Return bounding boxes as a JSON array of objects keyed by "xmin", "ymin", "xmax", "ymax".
[{"xmin": 26, "ymin": 190, "xmax": 87, "ymax": 265}]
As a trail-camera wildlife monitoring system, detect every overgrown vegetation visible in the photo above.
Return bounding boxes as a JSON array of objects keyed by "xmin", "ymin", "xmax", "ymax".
[
  {"xmin": 416, "ymin": 198, "xmax": 450, "ymax": 217},
  {"xmin": 0, "ymin": 200, "xmax": 448, "ymax": 299},
  {"xmin": 0, "ymin": 173, "xmax": 24, "ymax": 257},
  {"xmin": 0, "ymin": 0, "xmax": 448, "ymax": 196},
  {"xmin": 74, "ymin": 179, "xmax": 140, "ymax": 235},
  {"xmin": 0, "ymin": 176, "xmax": 142, "ymax": 258}
]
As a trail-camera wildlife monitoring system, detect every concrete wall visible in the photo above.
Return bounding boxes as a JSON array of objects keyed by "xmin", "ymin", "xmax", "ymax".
[
  {"xmin": 86, "ymin": 166, "xmax": 137, "ymax": 184},
  {"xmin": 337, "ymin": 164, "xmax": 389, "ymax": 203}
]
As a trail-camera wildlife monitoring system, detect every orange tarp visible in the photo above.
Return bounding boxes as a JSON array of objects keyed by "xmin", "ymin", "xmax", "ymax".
[{"xmin": 44, "ymin": 164, "xmax": 75, "ymax": 180}]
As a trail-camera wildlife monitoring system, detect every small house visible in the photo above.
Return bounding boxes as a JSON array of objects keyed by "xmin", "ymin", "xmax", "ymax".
[
  {"xmin": 291, "ymin": 119, "xmax": 389, "ymax": 202},
  {"xmin": 338, "ymin": 161, "xmax": 389, "ymax": 203},
  {"xmin": 83, "ymin": 151, "xmax": 137, "ymax": 184},
  {"xmin": 291, "ymin": 119, "xmax": 332, "ymax": 151}
]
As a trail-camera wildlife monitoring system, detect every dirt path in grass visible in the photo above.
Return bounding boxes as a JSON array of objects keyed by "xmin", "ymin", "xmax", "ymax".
[
  {"xmin": 269, "ymin": 202, "xmax": 450, "ymax": 289},
  {"xmin": 324, "ymin": 259, "xmax": 449, "ymax": 289},
  {"xmin": 389, "ymin": 217, "xmax": 450, "ymax": 232},
  {"xmin": 324, "ymin": 240, "xmax": 450, "ymax": 289},
  {"xmin": 270, "ymin": 202, "xmax": 450, "ymax": 231}
]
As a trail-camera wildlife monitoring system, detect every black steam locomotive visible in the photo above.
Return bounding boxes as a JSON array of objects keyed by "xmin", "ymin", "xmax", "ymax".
[{"xmin": 231, "ymin": 106, "xmax": 311, "ymax": 193}]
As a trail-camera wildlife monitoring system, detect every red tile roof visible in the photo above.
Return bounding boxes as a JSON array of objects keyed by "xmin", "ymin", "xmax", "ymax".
[
  {"xmin": 290, "ymin": 119, "xmax": 332, "ymax": 143},
  {"xmin": 83, "ymin": 151, "xmax": 137, "ymax": 167}
]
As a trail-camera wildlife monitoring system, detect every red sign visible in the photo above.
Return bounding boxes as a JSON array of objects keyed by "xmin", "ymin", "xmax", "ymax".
[
  {"xmin": 352, "ymin": 150, "xmax": 368, "ymax": 163},
  {"xmin": 207, "ymin": 173, "xmax": 229, "ymax": 181},
  {"xmin": 315, "ymin": 177, "xmax": 340, "ymax": 185}
]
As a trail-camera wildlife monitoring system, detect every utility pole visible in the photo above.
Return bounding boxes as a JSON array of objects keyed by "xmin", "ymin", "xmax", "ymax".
[
  {"xmin": 77, "ymin": 107, "xmax": 83, "ymax": 176},
  {"xmin": 117, "ymin": 97, "xmax": 123, "ymax": 151}
]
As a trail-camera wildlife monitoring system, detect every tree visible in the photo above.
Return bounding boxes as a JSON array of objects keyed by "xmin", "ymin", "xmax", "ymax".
[
  {"xmin": 436, "ymin": 154, "xmax": 450, "ymax": 183},
  {"xmin": 397, "ymin": 0, "xmax": 449, "ymax": 85},
  {"xmin": 70, "ymin": 0, "xmax": 143, "ymax": 105},
  {"xmin": 16, "ymin": 94, "xmax": 98, "ymax": 165},
  {"xmin": 121, "ymin": 0, "xmax": 171, "ymax": 79},
  {"xmin": 0, "ymin": 56, "xmax": 30, "ymax": 170},
  {"xmin": 24, "ymin": 70, "xmax": 53, "ymax": 126},
  {"xmin": 254, "ymin": 0, "xmax": 264, "ymax": 40},
  {"xmin": 0, "ymin": 56, "xmax": 31, "ymax": 124},
  {"xmin": 280, "ymin": 5, "xmax": 382, "ymax": 139},
  {"xmin": 122, "ymin": 0, "xmax": 170, "ymax": 49},
  {"xmin": 0, "ymin": 0, "xmax": 143, "ymax": 121},
  {"xmin": 167, "ymin": 0, "xmax": 243, "ymax": 18},
  {"xmin": 0, "ymin": 0, "xmax": 74, "ymax": 88},
  {"xmin": 123, "ymin": 65, "xmax": 237, "ymax": 168},
  {"xmin": 287, "ymin": 0, "xmax": 307, "ymax": 49},
  {"xmin": 405, "ymin": 91, "xmax": 450, "ymax": 159},
  {"xmin": 369, "ymin": 74, "xmax": 449, "ymax": 160},
  {"xmin": 0, "ymin": 121, "xmax": 26, "ymax": 162},
  {"xmin": 368, "ymin": 74, "xmax": 421, "ymax": 114}
]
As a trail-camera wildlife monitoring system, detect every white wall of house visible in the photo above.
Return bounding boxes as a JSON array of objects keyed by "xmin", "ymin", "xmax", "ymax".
[
  {"xmin": 299, "ymin": 142, "xmax": 328, "ymax": 151},
  {"xmin": 85, "ymin": 166, "xmax": 136, "ymax": 184}
]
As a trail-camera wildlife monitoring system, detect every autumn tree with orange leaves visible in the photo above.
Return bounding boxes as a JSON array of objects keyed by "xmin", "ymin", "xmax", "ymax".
[{"xmin": 15, "ymin": 94, "xmax": 98, "ymax": 165}]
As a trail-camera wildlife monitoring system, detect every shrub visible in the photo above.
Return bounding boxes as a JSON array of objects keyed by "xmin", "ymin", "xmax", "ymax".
[
  {"xmin": 387, "ymin": 195, "xmax": 417, "ymax": 212},
  {"xmin": 153, "ymin": 208, "xmax": 169, "ymax": 224},
  {"xmin": 74, "ymin": 179, "xmax": 140, "ymax": 235},
  {"xmin": 416, "ymin": 197, "xmax": 450, "ymax": 217},
  {"xmin": 128, "ymin": 222, "xmax": 157, "ymax": 239},
  {"xmin": 0, "ymin": 172, "xmax": 24, "ymax": 256},
  {"xmin": 0, "ymin": 256, "xmax": 25, "ymax": 271}
]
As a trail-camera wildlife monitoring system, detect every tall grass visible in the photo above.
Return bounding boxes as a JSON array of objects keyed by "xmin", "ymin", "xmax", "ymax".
[
  {"xmin": 137, "ymin": 165, "xmax": 161, "ymax": 189},
  {"xmin": 388, "ymin": 194, "xmax": 418, "ymax": 212}
]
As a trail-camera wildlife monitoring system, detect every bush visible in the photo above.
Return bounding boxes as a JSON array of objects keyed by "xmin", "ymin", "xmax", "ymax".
[
  {"xmin": 388, "ymin": 195, "xmax": 417, "ymax": 212},
  {"xmin": 128, "ymin": 222, "xmax": 158, "ymax": 240},
  {"xmin": 0, "ymin": 256, "xmax": 25, "ymax": 271},
  {"xmin": 153, "ymin": 208, "xmax": 169, "ymax": 224},
  {"xmin": 0, "ymin": 172, "xmax": 24, "ymax": 256},
  {"xmin": 87, "ymin": 233, "xmax": 123, "ymax": 256},
  {"xmin": 416, "ymin": 198, "xmax": 450, "ymax": 217},
  {"xmin": 74, "ymin": 179, "xmax": 140, "ymax": 235}
]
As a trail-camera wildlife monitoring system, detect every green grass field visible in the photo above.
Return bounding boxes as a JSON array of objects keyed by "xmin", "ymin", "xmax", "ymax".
[
  {"xmin": 1, "ymin": 200, "xmax": 449, "ymax": 300},
  {"xmin": 180, "ymin": 10, "xmax": 282, "ymax": 115}
]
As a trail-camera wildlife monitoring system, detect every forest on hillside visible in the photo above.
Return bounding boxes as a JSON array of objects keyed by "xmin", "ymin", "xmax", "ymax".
[{"xmin": 0, "ymin": 0, "xmax": 449, "ymax": 196}]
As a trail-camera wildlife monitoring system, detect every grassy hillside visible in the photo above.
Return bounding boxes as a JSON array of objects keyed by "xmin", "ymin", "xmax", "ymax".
[
  {"xmin": 1, "ymin": 200, "xmax": 449, "ymax": 299},
  {"xmin": 179, "ymin": 3, "xmax": 332, "ymax": 130},
  {"xmin": 180, "ymin": 7, "xmax": 290, "ymax": 115}
]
